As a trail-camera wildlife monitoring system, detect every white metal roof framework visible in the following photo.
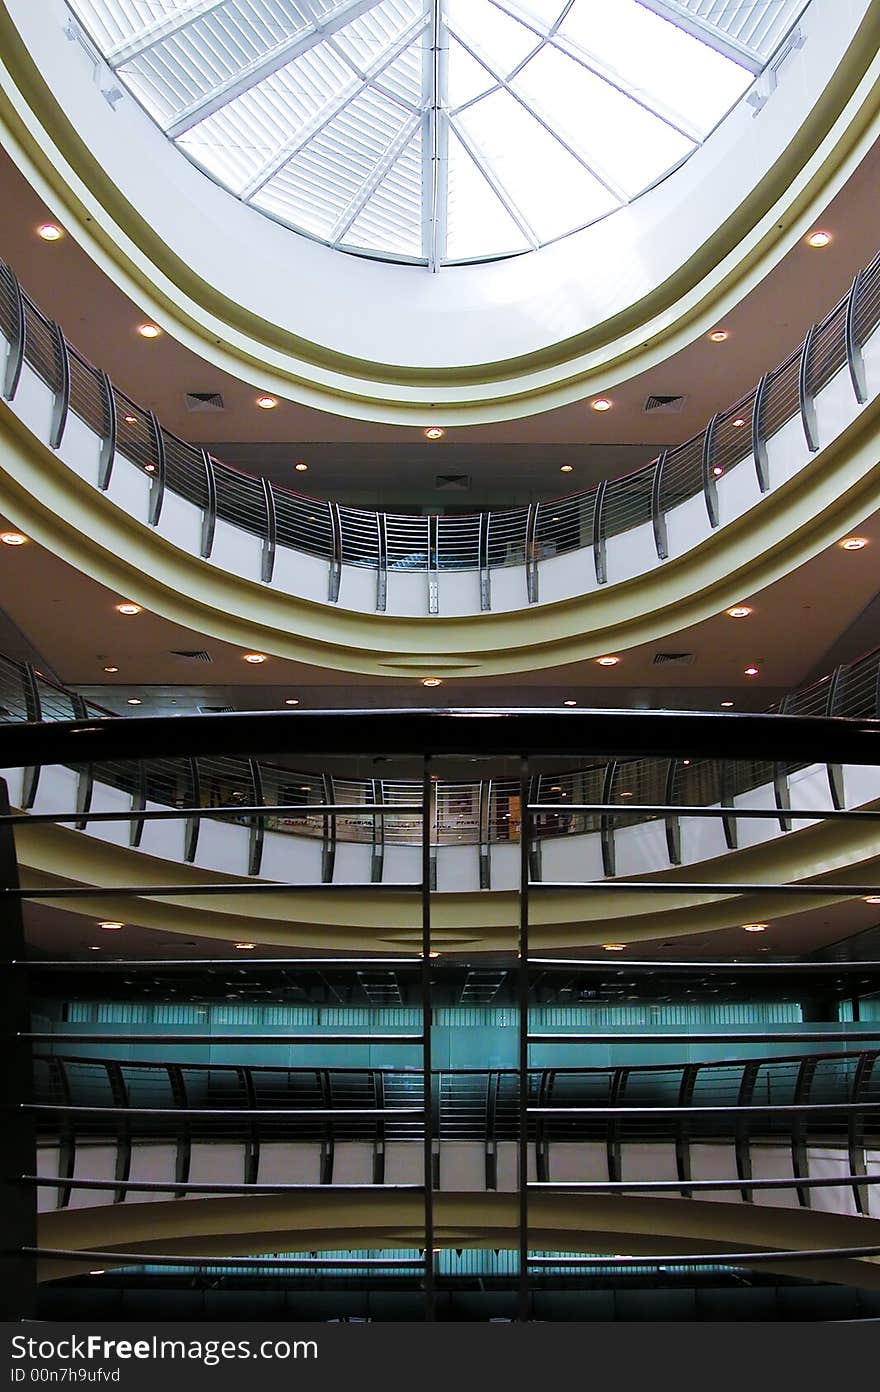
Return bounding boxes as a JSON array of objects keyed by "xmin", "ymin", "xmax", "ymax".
[{"xmin": 65, "ymin": 0, "xmax": 810, "ymax": 267}]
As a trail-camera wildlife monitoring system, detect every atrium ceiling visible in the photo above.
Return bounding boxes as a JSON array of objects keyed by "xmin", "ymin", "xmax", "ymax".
[{"xmin": 63, "ymin": 0, "xmax": 809, "ymax": 267}]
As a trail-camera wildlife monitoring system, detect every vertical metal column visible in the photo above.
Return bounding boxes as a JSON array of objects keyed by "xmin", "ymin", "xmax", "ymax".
[
  {"xmin": 0, "ymin": 778, "xmax": 36, "ymax": 1318},
  {"xmin": 518, "ymin": 753, "xmax": 530, "ymax": 1322},
  {"xmin": 421, "ymin": 755, "xmax": 435, "ymax": 1319}
]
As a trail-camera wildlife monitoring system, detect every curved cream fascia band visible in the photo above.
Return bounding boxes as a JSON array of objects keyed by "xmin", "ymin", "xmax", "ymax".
[
  {"xmin": 1, "ymin": 394, "xmax": 880, "ymax": 679},
  {"xmin": 37, "ymin": 1191, "xmax": 880, "ymax": 1288},
  {"xmin": 0, "ymin": 5, "xmax": 879, "ymax": 423},
  {"xmin": 16, "ymin": 806, "xmax": 880, "ymax": 952}
]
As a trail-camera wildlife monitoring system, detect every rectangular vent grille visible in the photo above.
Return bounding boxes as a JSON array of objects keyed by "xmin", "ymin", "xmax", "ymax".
[
  {"xmin": 644, "ymin": 394, "xmax": 687, "ymax": 414},
  {"xmin": 198, "ymin": 705, "xmax": 236, "ymax": 714},
  {"xmin": 170, "ymin": 650, "xmax": 213, "ymax": 663},
  {"xmin": 435, "ymin": 474, "xmax": 470, "ymax": 490},
  {"xmin": 653, "ymin": 651, "xmax": 696, "ymax": 666},
  {"xmin": 184, "ymin": 391, "xmax": 224, "ymax": 412}
]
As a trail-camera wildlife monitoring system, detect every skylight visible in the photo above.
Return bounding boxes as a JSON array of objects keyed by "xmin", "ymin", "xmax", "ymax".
[{"xmin": 65, "ymin": 0, "xmax": 810, "ymax": 266}]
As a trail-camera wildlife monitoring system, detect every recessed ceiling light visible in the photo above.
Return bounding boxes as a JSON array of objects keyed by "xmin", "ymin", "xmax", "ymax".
[
  {"xmin": 721, "ymin": 700, "xmax": 734, "ymax": 708},
  {"xmin": 743, "ymin": 923, "xmax": 768, "ymax": 932},
  {"xmin": 708, "ymin": 329, "xmax": 729, "ymax": 343},
  {"xmin": 103, "ymin": 665, "xmax": 118, "ymax": 673},
  {"xmin": 727, "ymin": 605, "xmax": 753, "ymax": 619},
  {"xmin": 89, "ymin": 1270, "xmax": 105, "ymax": 1276},
  {"xmin": 294, "ymin": 461, "xmax": 309, "ymax": 472},
  {"xmin": 285, "ymin": 698, "xmax": 300, "ymax": 706},
  {"xmin": 422, "ymin": 677, "xmax": 442, "ymax": 687},
  {"xmin": 37, "ymin": 222, "xmax": 64, "ymax": 241},
  {"xmin": 98, "ymin": 921, "xmax": 124, "ymax": 931},
  {"xmin": 144, "ymin": 463, "xmax": 156, "ymax": 473},
  {"xmin": 744, "ymin": 665, "xmax": 760, "ymax": 677},
  {"xmin": 863, "ymin": 896, "xmax": 880, "ymax": 905},
  {"xmin": 840, "ymin": 536, "xmax": 868, "ymax": 550},
  {"xmin": 123, "ymin": 414, "xmax": 137, "ymax": 424},
  {"xmin": 732, "ymin": 417, "xmax": 746, "ymax": 428},
  {"xmin": 127, "ymin": 698, "xmax": 142, "ymax": 705},
  {"xmin": 137, "ymin": 323, "xmax": 161, "ymax": 339},
  {"xmin": 603, "ymin": 943, "xmax": 626, "ymax": 951},
  {"xmin": 424, "ymin": 427, "xmax": 445, "ymax": 440},
  {"xmin": 234, "ymin": 942, "xmax": 256, "ymax": 950},
  {"xmin": 619, "ymin": 791, "xmax": 633, "ymax": 798},
  {"xmin": 806, "ymin": 229, "xmax": 832, "ymax": 248},
  {"xmin": 591, "ymin": 398, "xmax": 612, "ymax": 412},
  {"xmin": 563, "ymin": 699, "xmax": 577, "ymax": 706},
  {"xmin": 88, "ymin": 945, "xmax": 101, "ymax": 951},
  {"xmin": 243, "ymin": 653, "xmax": 267, "ymax": 664},
  {"xmin": 550, "ymin": 785, "xmax": 562, "ymax": 792},
  {"xmin": 712, "ymin": 465, "xmax": 724, "ymax": 477},
  {"xmin": 115, "ymin": 603, "xmax": 141, "ymax": 616},
  {"xmin": 560, "ymin": 464, "xmax": 573, "ymax": 473},
  {"xmin": 256, "ymin": 395, "xmax": 277, "ymax": 410},
  {"xmin": 1, "ymin": 531, "xmax": 27, "ymax": 546},
  {"xmin": 596, "ymin": 655, "xmax": 620, "ymax": 667}
]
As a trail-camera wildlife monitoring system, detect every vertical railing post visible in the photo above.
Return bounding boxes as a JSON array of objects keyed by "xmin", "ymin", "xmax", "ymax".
[
  {"xmin": 376, "ymin": 514, "xmax": 388, "ymax": 612},
  {"xmin": 848, "ymin": 1052, "xmax": 876, "ymax": 1215},
  {"xmin": 2, "ymin": 266, "xmax": 25, "ymax": 401},
  {"xmin": 518, "ymin": 753, "xmax": 530, "ymax": 1323},
  {"xmin": 752, "ymin": 372, "xmax": 770, "ymax": 493},
  {"xmin": 600, "ymin": 761, "xmax": 617, "ymax": 878},
  {"xmin": 525, "ymin": 502, "xmax": 540, "ymax": 603},
  {"xmin": 792, "ymin": 1056, "xmax": 818, "ymax": 1208},
  {"xmin": 260, "ymin": 478, "xmax": 277, "ymax": 583},
  {"xmin": 146, "ymin": 411, "xmax": 167, "ymax": 526},
  {"xmin": 184, "ymin": 757, "xmax": 201, "ymax": 863},
  {"xmin": 321, "ymin": 774, "xmax": 336, "ymax": 884},
  {"xmin": 845, "ymin": 269, "xmax": 868, "ymax": 404},
  {"xmin": 701, "ymin": 415, "xmax": 720, "ymax": 527},
  {"xmin": 0, "ymin": 778, "xmax": 37, "ymax": 1318},
  {"xmin": 248, "ymin": 758, "xmax": 265, "ymax": 877},
  {"xmin": 664, "ymin": 758, "xmax": 682, "ymax": 866},
  {"xmin": 824, "ymin": 667, "xmax": 846, "ymax": 809},
  {"xmin": 592, "ymin": 479, "xmax": 608, "ymax": 584},
  {"xmin": 370, "ymin": 777, "xmax": 385, "ymax": 884},
  {"xmin": 798, "ymin": 326, "xmax": 820, "ymax": 452},
  {"xmin": 328, "ymin": 502, "xmax": 343, "ymax": 603},
  {"xmin": 130, "ymin": 760, "xmax": 147, "ymax": 848},
  {"xmin": 735, "ymin": 1061, "xmax": 759, "ymax": 1202},
  {"xmin": 478, "ymin": 511, "xmax": 491, "ymax": 611},
  {"xmin": 48, "ymin": 320, "xmax": 71, "ymax": 450},
  {"xmin": 427, "ymin": 514, "xmax": 439, "ymax": 615},
  {"xmin": 479, "ymin": 778, "xmax": 491, "ymax": 889},
  {"xmin": 200, "ymin": 449, "xmax": 217, "ymax": 558},
  {"xmin": 650, "ymin": 451, "xmax": 669, "ymax": 560},
  {"xmin": 421, "ymin": 755, "xmax": 434, "ymax": 1320},
  {"xmin": 21, "ymin": 663, "xmax": 42, "ymax": 809},
  {"xmin": 71, "ymin": 692, "xmax": 93, "ymax": 830},
  {"xmin": 97, "ymin": 370, "xmax": 117, "ymax": 491}
]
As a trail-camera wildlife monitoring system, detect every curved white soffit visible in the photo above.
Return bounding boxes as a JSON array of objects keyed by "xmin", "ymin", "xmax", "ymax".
[{"xmin": 1, "ymin": 0, "xmax": 879, "ymax": 421}]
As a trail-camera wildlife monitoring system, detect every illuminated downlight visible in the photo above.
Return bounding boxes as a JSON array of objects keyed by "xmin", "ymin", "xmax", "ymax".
[
  {"xmin": 743, "ymin": 923, "xmax": 768, "ymax": 932},
  {"xmin": 560, "ymin": 464, "xmax": 573, "ymax": 473},
  {"xmin": 840, "ymin": 536, "xmax": 868, "ymax": 550},
  {"xmin": 603, "ymin": 943, "xmax": 626, "ymax": 951},
  {"xmin": 806, "ymin": 230, "xmax": 832, "ymax": 248},
  {"xmin": 727, "ymin": 606, "xmax": 753, "ymax": 619},
  {"xmin": 591, "ymin": 398, "xmax": 612, "ymax": 412},
  {"xmin": 1, "ymin": 532, "xmax": 27, "ymax": 546},
  {"xmin": 294, "ymin": 462, "xmax": 309, "ymax": 472},
  {"xmin": 744, "ymin": 665, "xmax": 760, "ymax": 677},
  {"xmin": 36, "ymin": 223, "xmax": 63, "ymax": 241},
  {"xmin": 424, "ymin": 427, "xmax": 445, "ymax": 440},
  {"xmin": 243, "ymin": 653, "xmax": 267, "ymax": 664},
  {"xmin": 422, "ymin": 678, "xmax": 442, "ymax": 688},
  {"xmin": 98, "ymin": 921, "xmax": 124, "ymax": 932},
  {"xmin": 709, "ymin": 329, "xmax": 729, "ymax": 343},
  {"xmin": 115, "ymin": 603, "xmax": 141, "ymax": 616},
  {"xmin": 256, "ymin": 395, "xmax": 277, "ymax": 409},
  {"xmin": 596, "ymin": 655, "xmax": 620, "ymax": 667},
  {"xmin": 136, "ymin": 323, "xmax": 161, "ymax": 339}
]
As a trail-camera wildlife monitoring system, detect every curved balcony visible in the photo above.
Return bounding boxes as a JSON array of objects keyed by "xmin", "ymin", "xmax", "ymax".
[
  {"xmin": 3, "ymin": 649, "xmax": 880, "ymax": 949},
  {"xmin": 30, "ymin": 1049, "xmax": 880, "ymax": 1220},
  {"xmin": 1, "ymin": 251, "xmax": 880, "ymax": 674}
]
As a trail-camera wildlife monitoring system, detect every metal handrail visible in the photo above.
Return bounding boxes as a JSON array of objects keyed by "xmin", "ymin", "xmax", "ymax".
[
  {"xmin": 0, "ymin": 244, "xmax": 878, "ymax": 606},
  {"xmin": 3, "ymin": 645, "xmax": 880, "ymax": 859}
]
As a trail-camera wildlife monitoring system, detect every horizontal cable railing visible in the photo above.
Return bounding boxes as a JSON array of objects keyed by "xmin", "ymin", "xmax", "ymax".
[
  {"xmin": 2, "ymin": 644, "xmax": 880, "ymax": 862},
  {"xmin": 1, "ymin": 245, "xmax": 879, "ymax": 605}
]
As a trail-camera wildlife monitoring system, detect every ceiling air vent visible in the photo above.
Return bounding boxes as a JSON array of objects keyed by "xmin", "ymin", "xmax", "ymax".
[
  {"xmin": 170, "ymin": 649, "xmax": 213, "ymax": 663},
  {"xmin": 652, "ymin": 651, "xmax": 696, "ymax": 666},
  {"xmin": 644, "ymin": 394, "xmax": 687, "ymax": 414},
  {"xmin": 435, "ymin": 474, "xmax": 470, "ymax": 490},
  {"xmin": 198, "ymin": 705, "xmax": 236, "ymax": 714},
  {"xmin": 184, "ymin": 391, "xmax": 225, "ymax": 413}
]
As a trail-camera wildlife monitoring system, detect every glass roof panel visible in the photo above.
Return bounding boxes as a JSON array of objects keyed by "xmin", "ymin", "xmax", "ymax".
[{"xmin": 65, "ymin": 0, "xmax": 812, "ymax": 265}]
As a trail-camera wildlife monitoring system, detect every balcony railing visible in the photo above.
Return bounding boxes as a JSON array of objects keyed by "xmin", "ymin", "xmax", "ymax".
[
  {"xmin": 4, "ymin": 707, "xmax": 880, "ymax": 1319},
  {"xmin": 2, "ymin": 643, "xmax": 880, "ymax": 879},
  {"xmin": 1, "ymin": 247, "xmax": 878, "ymax": 609}
]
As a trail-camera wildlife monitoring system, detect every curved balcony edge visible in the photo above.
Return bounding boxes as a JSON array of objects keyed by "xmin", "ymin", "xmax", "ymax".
[
  {"xmin": 34, "ymin": 1190, "xmax": 880, "ymax": 1289},
  {"xmin": 1, "ymin": 5, "xmax": 880, "ymax": 421},
  {"xmin": 2, "ymin": 367, "xmax": 880, "ymax": 678},
  {"xmin": 8, "ymin": 774, "xmax": 880, "ymax": 951}
]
